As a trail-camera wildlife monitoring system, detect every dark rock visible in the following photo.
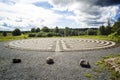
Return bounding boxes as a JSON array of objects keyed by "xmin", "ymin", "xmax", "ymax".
[
  {"xmin": 12, "ymin": 59, "xmax": 21, "ymax": 63},
  {"xmin": 79, "ymin": 59, "xmax": 91, "ymax": 68},
  {"xmin": 46, "ymin": 57, "xmax": 54, "ymax": 64}
]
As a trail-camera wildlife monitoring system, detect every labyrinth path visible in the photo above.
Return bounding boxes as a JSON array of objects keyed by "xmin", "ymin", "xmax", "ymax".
[{"xmin": 8, "ymin": 38, "xmax": 116, "ymax": 52}]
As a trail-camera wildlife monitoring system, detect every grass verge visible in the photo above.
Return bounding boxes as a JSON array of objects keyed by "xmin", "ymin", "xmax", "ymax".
[
  {"xmin": 96, "ymin": 54, "xmax": 120, "ymax": 80},
  {"xmin": 0, "ymin": 34, "xmax": 28, "ymax": 42},
  {"xmin": 69, "ymin": 35, "xmax": 120, "ymax": 43},
  {"xmin": 84, "ymin": 54, "xmax": 120, "ymax": 80}
]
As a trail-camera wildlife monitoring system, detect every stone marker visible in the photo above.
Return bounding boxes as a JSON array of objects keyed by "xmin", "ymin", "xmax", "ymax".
[
  {"xmin": 46, "ymin": 57, "xmax": 54, "ymax": 64},
  {"xmin": 79, "ymin": 59, "xmax": 91, "ymax": 68},
  {"xmin": 12, "ymin": 59, "xmax": 21, "ymax": 63}
]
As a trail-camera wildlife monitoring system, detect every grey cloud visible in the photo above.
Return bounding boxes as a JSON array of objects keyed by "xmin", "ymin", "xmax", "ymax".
[
  {"xmin": 76, "ymin": 0, "xmax": 120, "ymax": 6},
  {"xmin": 50, "ymin": 0, "xmax": 72, "ymax": 5},
  {"xmin": 51, "ymin": 0, "xmax": 120, "ymax": 7},
  {"xmin": 75, "ymin": 0, "xmax": 120, "ymax": 7},
  {"xmin": 94, "ymin": 0, "xmax": 120, "ymax": 7},
  {"xmin": 2, "ymin": 22, "xmax": 17, "ymax": 29},
  {"xmin": 86, "ymin": 21, "xmax": 105, "ymax": 25},
  {"xmin": 80, "ymin": 6, "xmax": 101, "ymax": 16},
  {"xmin": 51, "ymin": 0, "xmax": 119, "ymax": 27}
]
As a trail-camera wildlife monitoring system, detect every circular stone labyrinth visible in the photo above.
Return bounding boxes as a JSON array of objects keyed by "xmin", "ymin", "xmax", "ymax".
[{"xmin": 8, "ymin": 38, "xmax": 116, "ymax": 52}]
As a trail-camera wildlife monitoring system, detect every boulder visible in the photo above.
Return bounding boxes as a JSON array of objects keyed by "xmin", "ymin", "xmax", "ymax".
[
  {"xmin": 79, "ymin": 59, "xmax": 91, "ymax": 68},
  {"xmin": 12, "ymin": 59, "xmax": 21, "ymax": 63},
  {"xmin": 46, "ymin": 57, "xmax": 54, "ymax": 64}
]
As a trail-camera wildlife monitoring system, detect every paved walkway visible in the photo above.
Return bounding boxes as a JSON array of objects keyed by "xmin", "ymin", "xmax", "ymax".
[
  {"xmin": 8, "ymin": 38, "xmax": 116, "ymax": 52},
  {"xmin": 0, "ymin": 38, "xmax": 120, "ymax": 80}
]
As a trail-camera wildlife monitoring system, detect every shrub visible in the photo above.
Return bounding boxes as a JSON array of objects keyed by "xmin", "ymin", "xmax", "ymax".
[
  {"xmin": 36, "ymin": 33, "xmax": 42, "ymax": 37},
  {"xmin": 36, "ymin": 32, "xmax": 46, "ymax": 37},
  {"xmin": 47, "ymin": 32, "xmax": 53, "ymax": 37},
  {"xmin": 42, "ymin": 26, "xmax": 50, "ymax": 32},
  {"xmin": 78, "ymin": 31, "xmax": 86, "ymax": 35},
  {"xmin": 2, "ymin": 31, "xmax": 7, "ymax": 36},
  {"xmin": 36, "ymin": 28, "xmax": 40, "ymax": 32},
  {"xmin": 28, "ymin": 33, "xmax": 36, "ymax": 37},
  {"xmin": 31, "ymin": 28, "xmax": 36, "ymax": 32},
  {"xmin": 55, "ymin": 33, "xmax": 61, "ymax": 36},
  {"xmin": 12, "ymin": 28, "xmax": 21, "ymax": 36},
  {"xmin": 42, "ymin": 33, "xmax": 47, "ymax": 37},
  {"xmin": 87, "ymin": 29, "xmax": 97, "ymax": 35}
]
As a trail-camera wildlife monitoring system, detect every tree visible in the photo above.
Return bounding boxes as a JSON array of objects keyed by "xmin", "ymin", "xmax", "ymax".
[
  {"xmin": 12, "ymin": 28, "xmax": 21, "ymax": 36},
  {"xmin": 2, "ymin": 31, "xmax": 7, "ymax": 36},
  {"xmin": 64, "ymin": 27, "xmax": 71, "ymax": 36},
  {"xmin": 70, "ymin": 30, "xmax": 79, "ymax": 36},
  {"xmin": 54, "ymin": 26, "xmax": 59, "ymax": 33},
  {"xmin": 87, "ymin": 28, "xmax": 97, "ymax": 35},
  {"xmin": 36, "ymin": 27, "xmax": 40, "ymax": 32},
  {"xmin": 105, "ymin": 18, "xmax": 111, "ymax": 35},
  {"xmin": 98, "ymin": 25, "xmax": 106, "ymax": 35},
  {"xmin": 105, "ymin": 26, "xmax": 111, "ymax": 35},
  {"xmin": 112, "ymin": 17, "xmax": 120, "ymax": 35},
  {"xmin": 31, "ymin": 28, "xmax": 36, "ymax": 32},
  {"xmin": 42, "ymin": 26, "xmax": 50, "ymax": 32},
  {"xmin": 59, "ymin": 29, "xmax": 64, "ymax": 36}
]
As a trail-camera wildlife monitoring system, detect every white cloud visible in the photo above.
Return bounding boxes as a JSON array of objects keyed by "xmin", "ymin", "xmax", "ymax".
[
  {"xmin": 50, "ymin": 0, "xmax": 119, "ymax": 28},
  {"xmin": 0, "ymin": 0, "xmax": 120, "ymax": 30},
  {"xmin": 0, "ymin": 0, "xmax": 62, "ymax": 31}
]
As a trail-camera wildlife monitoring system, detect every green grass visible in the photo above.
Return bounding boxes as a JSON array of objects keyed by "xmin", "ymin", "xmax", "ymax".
[
  {"xmin": 69, "ymin": 35, "xmax": 120, "ymax": 42},
  {"xmin": 84, "ymin": 72, "xmax": 93, "ymax": 78},
  {"xmin": 95, "ymin": 54, "xmax": 120, "ymax": 80},
  {"xmin": 0, "ymin": 34, "xmax": 28, "ymax": 42},
  {"xmin": 0, "ymin": 32, "xmax": 120, "ymax": 42}
]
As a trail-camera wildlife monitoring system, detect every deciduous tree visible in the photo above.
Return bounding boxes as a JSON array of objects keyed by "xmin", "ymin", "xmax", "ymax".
[{"xmin": 12, "ymin": 28, "xmax": 21, "ymax": 36}]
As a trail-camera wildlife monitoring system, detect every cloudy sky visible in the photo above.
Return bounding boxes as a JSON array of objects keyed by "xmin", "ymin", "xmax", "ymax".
[{"xmin": 0, "ymin": 0, "xmax": 120, "ymax": 31}]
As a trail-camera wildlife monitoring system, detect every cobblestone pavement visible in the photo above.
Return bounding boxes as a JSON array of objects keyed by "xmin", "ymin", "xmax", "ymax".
[{"xmin": 0, "ymin": 38, "xmax": 120, "ymax": 80}]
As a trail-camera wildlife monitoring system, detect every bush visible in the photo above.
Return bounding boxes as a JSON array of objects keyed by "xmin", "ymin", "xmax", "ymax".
[
  {"xmin": 36, "ymin": 33, "xmax": 42, "ymax": 37},
  {"xmin": 78, "ymin": 31, "xmax": 86, "ymax": 35},
  {"xmin": 28, "ymin": 33, "xmax": 36, "ymax": 37},
  {"xmin": 47, "ymin": 33, "xmax": 53, "ymax": 37},
  {"xmin": 36, "ymin": 28, "xmax": 40, "ymax": 32},
  {"xmin": 42, "ymin": 26, "xmax": 50, "ymax": 32},
  {"xmin": 12, "ymin": 28, "xmax": 21, "ymax": 36},
  {"xmin": 31, "ymin": 28, "xmax": 36, "ymax": 33},
  {"xmin": 55, "ymin": 33, "xmax": 61, "ymax": 36},
  {"xmin": 108, "ymin": 32, "xmax": 120, "ymax": 42},
  {"xmin": 87, "ymin": 29, "xmax": 97, "ymax": 35},
  {"xmin": 36, "ymin": 32, "xmax": 46, "ymax": 37},
  {"xmin": 2, "ymin": 31, "xmax": 7, "ymax": 36}
]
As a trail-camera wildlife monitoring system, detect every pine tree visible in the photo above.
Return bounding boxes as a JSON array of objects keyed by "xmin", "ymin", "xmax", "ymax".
[
  {"xmin": 36, "ymin": 28, "xmax": 40, "ymax": 32},
  {"xmin": 105, "ymin": 18, "xmax": 111, "ymax": 35},
  {"xmin": 98, "ymin": 25, "xmax": 106, "ymax": 35},
  {"xmin": 2, "ymin": 31, "xmax": 7, "ymax": 36}
]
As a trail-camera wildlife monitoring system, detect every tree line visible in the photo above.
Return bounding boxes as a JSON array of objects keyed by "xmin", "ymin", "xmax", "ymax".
[{"xmin": 1, "ymin": 17, "xmax": 120, "ymax": 37}]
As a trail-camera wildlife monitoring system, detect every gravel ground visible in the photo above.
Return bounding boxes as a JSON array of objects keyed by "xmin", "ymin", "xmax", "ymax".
[{"xmin": 0, "ymin": 40, "xmax": 120, "ymax": 80}]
